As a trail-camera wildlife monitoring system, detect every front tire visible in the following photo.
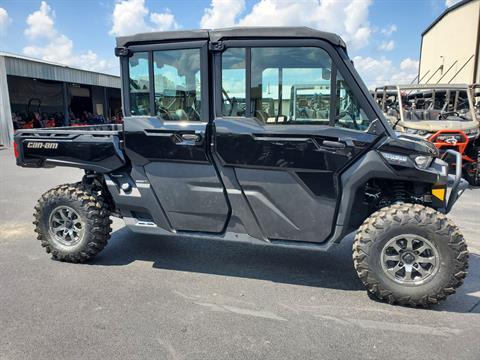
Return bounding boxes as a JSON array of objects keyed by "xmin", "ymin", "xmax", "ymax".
[
  {"xmin": 33, "ymin": 183, "xmax": 112, "ymax": 262},
  {"xmin": 464, "ymin": 163, "xmax": 480, "ymax": 187},
  {"xmin": 463, "ymin": 147, "xmax": 480, "ymax": 186},
  {"xmin": 353, "ymin": 204, "xmax": 468, "ymax": 306}
]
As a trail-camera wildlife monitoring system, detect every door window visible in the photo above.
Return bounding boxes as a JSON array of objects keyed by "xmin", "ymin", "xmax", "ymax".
[
  {"xmin": 128, "ymin": 52, "xmax": 151, "ymax": 115},
  {"xmin": 251, "ymin": 47, "xmax": 332, "ymax": 125},
  {"xmin": 153, "ymin": 48, "xmax": 202, "ymax": 121},
  {"xmin": 335, "ymin": 72, "xmax": 371, "ymax": 131},
  {"xmin": 221, "ymin": 48, "xmax": 246, "ymax": 117}
]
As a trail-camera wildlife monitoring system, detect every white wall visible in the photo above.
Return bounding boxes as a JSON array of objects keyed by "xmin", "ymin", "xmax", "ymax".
[{"xmin": 419, "ymin": 0, "xmax": 480, "ymax": 84}]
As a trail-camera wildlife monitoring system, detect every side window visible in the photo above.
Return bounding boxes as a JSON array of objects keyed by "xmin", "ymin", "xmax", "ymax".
[
  {"xmin": 153, "ymin": 48, "xmax": 202, "ymax": 121},
  {"xmin": 251, "ymin": 47, "xmax": 332, "ymax": 125},
  {"xmin": 129, "ymin": 52, "xmax": 150, "ymax": 115},
  {"xmin": 221, "ymin": 48, "xmax": 246, "ymax": 117},
  {"xmin": 335, "ymin": 72, "xmax": 372, "ymax": 131}
]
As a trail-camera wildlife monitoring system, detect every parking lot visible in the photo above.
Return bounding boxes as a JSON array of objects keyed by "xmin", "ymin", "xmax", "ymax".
[{"xmin": 1, "ymin": 148, "xmax": 480, "ymax": 360}]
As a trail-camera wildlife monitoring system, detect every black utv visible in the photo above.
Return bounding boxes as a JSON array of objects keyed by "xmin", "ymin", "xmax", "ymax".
[{"xmin": 14, "ymin": 27, "xmax": 469, "ymax": 306}]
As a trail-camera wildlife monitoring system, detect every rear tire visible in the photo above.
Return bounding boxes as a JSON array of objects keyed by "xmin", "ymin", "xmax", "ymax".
[
  {"xmin": 33, "ymin": 183, "xmax": 112, "ymax": 262},
  {"xmin": 353, "ymin": 203, "xmax": 468, "ymax": 306}
]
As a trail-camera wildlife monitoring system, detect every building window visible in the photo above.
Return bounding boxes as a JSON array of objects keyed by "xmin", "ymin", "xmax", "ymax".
[
  {"xmin": 128, "ymin": 52, "xmax": 150, "ymax": 116},
  {"xmin": 153, "ymin": 48, "xmax": 202, "ymax": 121}
]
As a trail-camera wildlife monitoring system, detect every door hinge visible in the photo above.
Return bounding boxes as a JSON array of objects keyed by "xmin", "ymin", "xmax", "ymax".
[{"xmin": 209, "ymin": 41, "xmax": 225, "ymax": 52}]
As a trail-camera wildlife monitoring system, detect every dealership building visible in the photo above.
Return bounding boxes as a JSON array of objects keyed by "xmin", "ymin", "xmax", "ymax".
[
  {"xmin": 418, "ymin": 0, "xmax": 480, "ymax": 84},
  {"xmin": 0, "ymin": 52, "xmax": 121, "ymax": 147}
]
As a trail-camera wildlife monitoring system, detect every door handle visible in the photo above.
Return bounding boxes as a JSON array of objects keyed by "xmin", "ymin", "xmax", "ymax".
[
  {"xmin": 181, "ymin": 133, "xmax": 201, "ymax": 142},
  {"xmin": 175, "ymin": 133, "xmax": 203, "ymax": 146},
  {"xmin": 322, "ymin": 140, "xmax": 346, "ymax": 149}
]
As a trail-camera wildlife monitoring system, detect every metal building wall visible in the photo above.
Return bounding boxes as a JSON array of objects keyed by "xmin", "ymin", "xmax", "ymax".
[
  {"xmin": 4, "ymin": 56, "xmax": 120, "ymax": 89},
  {"xmin": 0, "ymin": 57, "xmax": 13, "ymax": 147},
  {"xmin": 0, "ymin": 54, "xmax": 121, "ymax": 147}
]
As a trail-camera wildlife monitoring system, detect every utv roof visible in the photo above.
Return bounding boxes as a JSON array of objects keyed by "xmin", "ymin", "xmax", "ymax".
[{"xmin": 116, "ymin": 27, "xmax": 346, "ymax": 49}]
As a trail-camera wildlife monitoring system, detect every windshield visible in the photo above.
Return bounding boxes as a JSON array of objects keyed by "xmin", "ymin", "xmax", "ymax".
[
  {"xmin": 290, "ymin": 85, "xmax": 331, "ymax": 122},
  {"xmin": 381, "ymin": 87, "xmax": 475, "ymax": 123}
]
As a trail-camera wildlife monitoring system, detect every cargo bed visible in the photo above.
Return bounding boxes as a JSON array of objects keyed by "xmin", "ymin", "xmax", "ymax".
[{"xmin": 14, "ymin": 124, "xmax": 126, "ymax": 173}]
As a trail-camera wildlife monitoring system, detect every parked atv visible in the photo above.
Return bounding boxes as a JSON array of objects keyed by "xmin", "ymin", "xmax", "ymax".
[
  {"xmin": 14, "ymin": 27, "xmax": 469, "ymax": 306},
  {"xmin": 375, "ymin": 84, "xmax": 480, "ymax": 185},
  {"xmin": 473, "ymin": 83, "xmax": 480, "ymax": 119}
]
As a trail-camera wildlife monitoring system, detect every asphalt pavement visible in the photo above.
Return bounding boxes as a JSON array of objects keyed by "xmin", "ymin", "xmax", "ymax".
[{"xmin": 1, "ymin": 148, "xmax": 480, "ymax": 360}]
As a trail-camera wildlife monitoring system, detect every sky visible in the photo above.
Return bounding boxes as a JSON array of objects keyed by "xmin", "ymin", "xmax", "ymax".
[{"xmin": 0, "ymin": 0, "xmax": 464, "ymax": 89}]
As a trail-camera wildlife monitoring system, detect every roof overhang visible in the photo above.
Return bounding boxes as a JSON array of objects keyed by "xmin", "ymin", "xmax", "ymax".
[{"xmin": 0, "ymin": 52, "xmax": 120, "ymax": 89}]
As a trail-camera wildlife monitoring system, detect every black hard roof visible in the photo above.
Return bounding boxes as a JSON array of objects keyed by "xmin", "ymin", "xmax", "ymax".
[
  {"xmin": 116, "ymin": 26, "xmax": 346, "ymax": 49},
  {"xmin": 422, "ymin": 0, "xmax": 474, "ymax": 36}
]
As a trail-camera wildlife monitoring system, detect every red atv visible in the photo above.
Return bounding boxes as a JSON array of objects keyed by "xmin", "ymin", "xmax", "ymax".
[
  {"xmin": 375, "ymin": 84, "xmax": 480, "ymax": 186},
  {"xmin": 429, "ymin": 129, "xmax": 480, "ymax": 185}
]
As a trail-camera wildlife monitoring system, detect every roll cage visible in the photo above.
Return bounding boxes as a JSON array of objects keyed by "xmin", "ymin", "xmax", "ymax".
[{"xmin": 375, "ymin": 84, "xmax": 477, "ymax": 124}]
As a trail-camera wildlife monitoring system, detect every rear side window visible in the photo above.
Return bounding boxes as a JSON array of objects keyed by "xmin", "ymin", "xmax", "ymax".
[
  {"xmin": 129, "ymin": 52, "xmax": 150, "ymax": 115},
  {"xmin": 221, "ymin": 48, "xmax": 246, "ymax": 117},
  {"xmin": 153, "ymin": 48, "xmax": 202, "ymax": 121},
  {"xmin": 251, "ymin": 47, "xmax": 332, "ymax": 125}
]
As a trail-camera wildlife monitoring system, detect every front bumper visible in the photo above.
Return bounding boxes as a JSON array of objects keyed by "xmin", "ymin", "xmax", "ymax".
[{"xmin": 443, "ymin": 149, "xmax": 468, "ymax": 213}]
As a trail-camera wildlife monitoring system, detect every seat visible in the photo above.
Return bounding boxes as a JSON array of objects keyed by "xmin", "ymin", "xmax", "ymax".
[
  {"xmin": 174, "ymin": 109, "xmax": 189, "ymax": 121},
  {"xmin": 255, "ymin": 110, "xmax": 269, "ymax": 123}
]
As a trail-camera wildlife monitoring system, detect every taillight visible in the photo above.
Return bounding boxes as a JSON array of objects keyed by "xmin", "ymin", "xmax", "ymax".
[{"xmin": 13, "ymin": 142, "xmax": 19, "ymax": 158}]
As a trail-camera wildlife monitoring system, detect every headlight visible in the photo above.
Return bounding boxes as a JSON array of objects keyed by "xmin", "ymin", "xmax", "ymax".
[
  {"xmin": 380, "ymin": 151, "xmax": 433, "ymax": 169},
  {"xmin": 405, "ymin": 128, "xmax": 430, "ymax": 137},
  {"xmin": 465, "ymin": 128, "xmax": 479, "ymax": 137},
  {"xmin": 413, "ymin": 155, "xmax": 433, "ymax": 169}
]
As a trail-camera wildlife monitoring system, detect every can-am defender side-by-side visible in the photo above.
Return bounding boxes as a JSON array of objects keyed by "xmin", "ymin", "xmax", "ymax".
[
  {"xmin": 375, "ymin": 84, "xmax": 480, "ymax": 185},
  {"xmin": 14, "ymin": 28, "xmax": 469, "ymax": 306}
]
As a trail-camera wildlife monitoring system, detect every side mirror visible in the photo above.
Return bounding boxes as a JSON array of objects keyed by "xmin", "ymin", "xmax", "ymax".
[{"xmin": 115, "ymin": 47, "xmax": 132, "ymax": 58}]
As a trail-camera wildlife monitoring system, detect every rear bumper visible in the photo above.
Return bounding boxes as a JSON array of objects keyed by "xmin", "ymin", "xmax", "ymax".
[{"xmin": 14, "ymin": 128, "xmax": 125, "ymax": 173}]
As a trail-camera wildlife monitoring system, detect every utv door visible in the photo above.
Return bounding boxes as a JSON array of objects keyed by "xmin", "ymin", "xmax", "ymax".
[
  {"xmin": 213, "ymin": 40, "xmax": 382, "ymax": 243},
  {"xmin": 122, "ymin": 42, "xmax": 229, "ymax": 233}
]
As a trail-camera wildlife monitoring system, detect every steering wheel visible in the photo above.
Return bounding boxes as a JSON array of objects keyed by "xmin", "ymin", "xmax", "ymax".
[
  {"xmin": 157, "ymin": 106, "xmax": 170, "ymax": 120},
  {"xmin": 229, "ymin": 97, "xmax": 238, "ymax": 116},
  {"xmin": 351, "ymin": 115, "xmax": 360, "ymax": 130},
  {"xmin": 222, "ymin": 88, "xmax": 235, "ymax": 115},
  {"xmin": 438, "ymin": 111, "xmax": 459, "ymax": 120},
  {"xmin": 336, "ymin": 111, "xmax": 359, "ymax": 130}
]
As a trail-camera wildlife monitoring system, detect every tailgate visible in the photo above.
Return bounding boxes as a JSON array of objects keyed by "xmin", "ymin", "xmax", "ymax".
[{"xmin": 14, "ymin": 126, "xmax": 126, "ymax": 173}]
